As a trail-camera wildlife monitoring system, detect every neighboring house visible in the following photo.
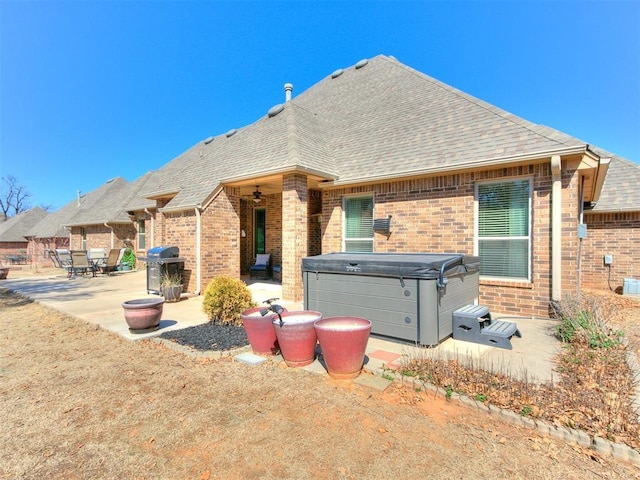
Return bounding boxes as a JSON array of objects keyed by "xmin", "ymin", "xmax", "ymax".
[
  {"xmin": 27, "ymin": 177, "xmax": 140, "ymax": 265},
  {"xmin": 0, "ymin": 207, "xmax": 48, "ymax": 264},
  {"xmin": 63, "ymin": 176, "xmax": 140, "ymax": 252},
  {"xmin": 93, "ymin": 55, "xmax": 639, "ymax": 317}
]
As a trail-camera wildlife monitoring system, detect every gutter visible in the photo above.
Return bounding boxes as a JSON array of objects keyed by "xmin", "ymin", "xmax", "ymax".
[
  {"xmin": 551, "ymin": 155, "xmax": 562, "ymax": 302},
  {"xmin": 319, "ymin": 145, "xmax": 591, "ymax": 189},
  {"xmin": 194, "ymin": 208, "xmax": 202, "ymax": 295}
]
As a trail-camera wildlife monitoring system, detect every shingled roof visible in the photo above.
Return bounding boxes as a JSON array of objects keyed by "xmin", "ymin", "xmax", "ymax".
[
  {"xmin": 0, "ymin": 207, "xmax": 48, "ymax": 242},
  {"xmin": 133, "ymin": 54, "xmax": 637, "ymax": 213},
  {"xmin": 29, "ymin": 177, "xmax": 132, "ymax": 238}
]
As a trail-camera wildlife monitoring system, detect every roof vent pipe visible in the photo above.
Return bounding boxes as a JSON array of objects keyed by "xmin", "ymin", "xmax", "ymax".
[
  {"xmin": 77, "ymin": 190, "xmax": 81, "ymax": 207},
  {"xmin": 284, "ymin": 83, "xmax": 293, "ymax": 102}
]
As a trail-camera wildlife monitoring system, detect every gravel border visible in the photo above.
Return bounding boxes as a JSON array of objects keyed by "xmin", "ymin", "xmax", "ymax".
[{"xmin": 159, "ymin": 322, "xmax": 248, "ymax": 352}]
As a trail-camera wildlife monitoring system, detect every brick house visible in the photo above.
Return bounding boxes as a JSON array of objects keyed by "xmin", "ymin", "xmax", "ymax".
[
  {"xmin": 96, "ymin": 55, "xmax": 638, "ymax": 317},
  {"xmin": 26, "ymin": 176, "xmax": 147, "ymax": 265},
  {"xmin": 0, "ymin": 207, "xmax": 47, "ymax": 265}
]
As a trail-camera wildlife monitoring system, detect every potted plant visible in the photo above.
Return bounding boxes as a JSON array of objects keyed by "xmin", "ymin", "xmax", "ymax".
[
  {"xmin": 120, "ymin": 247, "xmax": 136, "ymax": 271},
  {"xmin": 161, "ymin": 271, "xmax": 183, "ymax": 302}
]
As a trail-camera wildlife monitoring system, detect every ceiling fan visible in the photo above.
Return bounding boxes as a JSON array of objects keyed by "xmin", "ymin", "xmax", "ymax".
[{"xmin": 252, "ymin": 185, "xmax": 262, "ymax": 203}]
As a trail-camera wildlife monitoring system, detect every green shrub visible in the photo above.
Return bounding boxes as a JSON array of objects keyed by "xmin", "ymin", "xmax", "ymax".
[{"xmin": 202, "ymin": 276, "xmax": 255, "ymax": 326}]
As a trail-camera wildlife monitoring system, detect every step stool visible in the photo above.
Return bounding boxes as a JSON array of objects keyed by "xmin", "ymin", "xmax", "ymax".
[{"xmin": 452, "ymin": 305, "xmax": 522, "ymax": 350}]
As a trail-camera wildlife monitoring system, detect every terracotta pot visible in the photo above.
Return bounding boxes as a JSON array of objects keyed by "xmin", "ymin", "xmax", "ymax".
[
  {"xmin": 272, "ymin": 311, "xmax": 322, "ymax": 367},
  {"xmin": 315, "ymin": 316, "xmax": 372, "ymax": 380},
  {"xmin": 0, "ymin": 268, "xmax": 8, "ymax": 280},
  {"xmin": 241, "ymin": 306, "xmax": 287, "ymax": 355},
  {"xmin": 122, "ymin": 298, "xmax": 164, "ymax": 333}
]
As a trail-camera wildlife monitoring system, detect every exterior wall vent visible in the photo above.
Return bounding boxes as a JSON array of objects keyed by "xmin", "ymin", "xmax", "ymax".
[
  {"xmin": 355, "ymin": 58, "xmax": 369, "ymax": 69},
  {"xmin": 225, "ymin": 129, "xmax": 237, "ymax": 138},
  {"xmin": 331, "ymin": 69, "xmax": 344, "ymax": 79},
  {"xmin": 203, "ymin": 136, "xmax": 214, "ymax": 145},
  {"xmin": 268, "ymin": 104, "xmax": 285, "ymax": 118}
]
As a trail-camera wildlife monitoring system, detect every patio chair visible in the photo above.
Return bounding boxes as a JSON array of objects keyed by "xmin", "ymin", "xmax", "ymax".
[
  {"xmin": 70, "ymin": 250, "xmax": 96, "ymax": 278},
  {"xmin": 53, "ymin": 249, "xmax": 73, "ymax": 277},
  {"xmin": 249, "ymin": 253, "xmax": 272, "ymax": 279},
  {"xmin": 96, "ymin": 248, "xmax": 122, "ymax": 275}
]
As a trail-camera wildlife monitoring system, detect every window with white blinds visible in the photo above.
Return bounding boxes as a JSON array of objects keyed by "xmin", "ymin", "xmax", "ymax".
[
  {"xmin": 344, "ymin": 196, "xmax": 374, "ymax": 252},
  {"xmin": 477, "ymin": 179, "xmax": 531, "ymax": 280}
]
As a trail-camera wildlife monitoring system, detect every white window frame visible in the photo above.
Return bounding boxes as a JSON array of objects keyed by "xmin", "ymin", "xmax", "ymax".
[
  {"xmin": 475, "ymin": 177, "xmax": 533, "ymax": 282},
  {"xmin": 137, "ymin": 219, "xmax": 146, "ymax": 250},
  {"xmin": 342, "ymin": 194, "xmax": 374, "ymax": 253}
]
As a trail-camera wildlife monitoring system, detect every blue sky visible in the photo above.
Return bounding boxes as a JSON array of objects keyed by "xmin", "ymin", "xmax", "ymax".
[{"xmin": 1, "ymin": 0, "xmax": 639, "ymax": 211}]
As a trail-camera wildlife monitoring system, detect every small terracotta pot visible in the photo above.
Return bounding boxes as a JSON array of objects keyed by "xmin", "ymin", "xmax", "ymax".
[
  {"xmin": 122, "ymin": 298, "xmax": 164, "ymax": 333},
  {"xmin": 162, "ymin": 285, "xmax": 183, "ymax": 303},
  {"xmin": 315, "ymin": 316, "xmax": 372, "ymax": 380},
  {"xmin": 241, "ymin": 306, "xmax": 287, "ymax": 355},
  {"xmin": 0, "ymin": 268, "xmax": 8, "ymax": 280},
  {"xmin": 273, "ymin": 311, "xmax": 322, "ymax": 367}
]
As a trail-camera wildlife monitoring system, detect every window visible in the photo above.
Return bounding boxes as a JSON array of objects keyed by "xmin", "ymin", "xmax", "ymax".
[
  {"xmin": 477, "ymin": 179, "xmax": 531, "ymax": 280},
  {"xmin": 138, "ymin": 219, "xmax": 146, "ymax": 250},
  {"xmin": 344, "ymin": 196, "xmax": 374, "ymax": 252},
  {"xmin": 81, "ymin": 228, "xmax": 87, "ymax": 250}
]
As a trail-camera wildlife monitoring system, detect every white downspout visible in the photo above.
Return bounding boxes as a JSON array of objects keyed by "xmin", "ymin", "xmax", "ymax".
[
  {"xmin": 195, "ymin": 207, "xmax": 202, "ymax": 295},
  {"xmin": 144, "ymin": 208, "xmax": 154, "ymax": 249},
  {"xmin": 551, "ymin": 155, "xmax": 562, "ymax": 302},
  {"xmin": 104, "ymin": 223, "xmax": 114, "ymax": 248}
]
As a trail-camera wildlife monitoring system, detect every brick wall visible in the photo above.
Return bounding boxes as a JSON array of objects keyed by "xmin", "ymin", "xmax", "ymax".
[
  {"xmin": 163, "ymin": 209, "xmax": 198, "ymax": 292},
  {"xmin": 200, "ymin": 186, "xmax": 241, "ymax": 292},
  {"xmin": 282, "ymin": 174, "xmax": 307, "ymax": 302},
  {"xmin": 321, "ymin": 163, "xmax": 583, "ymax": 318},
  {"xmin": 69, "ymin": 224, "xmax": 136, "ymax": 252},
  {"xmin": 582, "ymin": 211, "xmax": 640, "ymax": 292},
  {"xmin": 26, "ymin": 237, "xmax": 70, "ymax": 267}
]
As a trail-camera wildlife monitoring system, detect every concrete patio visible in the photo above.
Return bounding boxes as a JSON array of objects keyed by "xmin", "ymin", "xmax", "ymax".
[{"xmin": 1, "ymin": 268, "xmax": 561, "ymax": 384}]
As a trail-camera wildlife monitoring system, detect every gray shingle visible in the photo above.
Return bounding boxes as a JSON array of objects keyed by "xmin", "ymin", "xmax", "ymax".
[
  {"xmin": 132, "ymin": 54, "xmax": 636, "ymax": 213},
  {"xmin": 0, "ymin": 207, "xmax": 48, "ymax": 242}
]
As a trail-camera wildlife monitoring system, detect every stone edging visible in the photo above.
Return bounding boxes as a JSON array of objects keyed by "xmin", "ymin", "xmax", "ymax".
[
  {"xmin": 149, "ymin": 335, "xmax": 640, "ymax": 467},
  {"xmin": 399, "ymin": 376, "xmax": 640, "ymax": 467}
]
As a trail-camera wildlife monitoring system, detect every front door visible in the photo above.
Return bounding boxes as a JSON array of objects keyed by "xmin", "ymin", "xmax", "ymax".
[{"xmin": 254, "ymin": 207, "xmax": 266, "ymax": 256}]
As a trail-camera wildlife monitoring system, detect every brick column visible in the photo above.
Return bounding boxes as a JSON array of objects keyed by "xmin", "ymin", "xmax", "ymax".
[{"xmin": 282, "ymin": 173, "xmax": 307, "ymax": 302}]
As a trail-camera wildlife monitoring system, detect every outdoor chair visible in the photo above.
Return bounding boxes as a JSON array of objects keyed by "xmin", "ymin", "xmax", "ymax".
[
  {"xmin": 249, "ymin": 253, "xmax": 271, "ymax": 279},
  {"xmin": 53, "ymin": 249, "xmax": 73, "ymax": 277},
  {"xmin": 96, "ymin": 248, "xmax": 122, "ymax": 275},
  {"xmin": 70, "ymin": 250, "xmax": 96, "ymax": 278}
]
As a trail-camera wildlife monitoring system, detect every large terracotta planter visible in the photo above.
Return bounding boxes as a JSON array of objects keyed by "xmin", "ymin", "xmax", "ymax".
[
  {"xmin": 241, "ymin": 306, "xmax": 287, "ymax": 355},
  {"xmin": 0, "ymin": 268, "xmax": 8, "ymax": 280},
  {"xmin": 315, "ymin": 316, "xmax": 372, "ymax": 380},
  {"xmin": 272, "ymin": 311, "xmax": 322, "ymax": 367},
  {"xmin": 122, "ymin": 298, "xmax": 164, "ymax": 333}
]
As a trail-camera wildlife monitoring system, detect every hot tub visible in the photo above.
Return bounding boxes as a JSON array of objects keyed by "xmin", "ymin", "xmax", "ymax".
[{"xmin": 302, "ymin": 253, "xmax": 480, "ymax": 346}]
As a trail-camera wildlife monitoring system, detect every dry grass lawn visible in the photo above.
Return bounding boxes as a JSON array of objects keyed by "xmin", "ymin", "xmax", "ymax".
[{"xmin": 1, "ymin": 287, "xmax": 639, "ymax": 479}]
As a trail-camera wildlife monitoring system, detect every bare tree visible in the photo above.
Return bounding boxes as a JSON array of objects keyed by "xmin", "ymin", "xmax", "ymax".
[{"xmin": 0, "ymin": 175, "xmax": 32, "ymax": 219}]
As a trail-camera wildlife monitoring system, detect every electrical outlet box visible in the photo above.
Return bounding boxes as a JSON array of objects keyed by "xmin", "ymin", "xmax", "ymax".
[
  {"xmin": 577, "ymin": 224, "xmax": 587, "ymax": 239},
  {"xmin": 603, "ymin": 255, "xmax": 613, "ymax": 266}
]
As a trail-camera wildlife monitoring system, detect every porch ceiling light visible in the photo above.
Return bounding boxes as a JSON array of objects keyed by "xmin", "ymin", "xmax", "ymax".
[{"xmin": 253, "ymin": 186, "xmax": 262, "ymax": 203}]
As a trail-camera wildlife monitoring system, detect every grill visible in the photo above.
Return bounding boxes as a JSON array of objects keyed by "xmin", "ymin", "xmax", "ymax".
[{"xmin": 146, "ymin": 246, "xmax": 185, "ymax": 295}]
